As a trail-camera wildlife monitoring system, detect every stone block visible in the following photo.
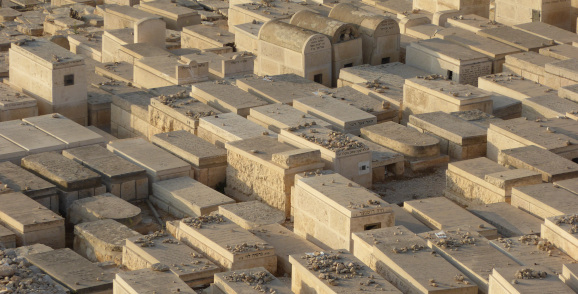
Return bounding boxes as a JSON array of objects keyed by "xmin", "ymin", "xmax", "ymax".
[
  {"xmin": 218, "ymin": 201, "xmax": 285, "ymax": 230},
  {"xmin": 68, "ymin": 193, "xmax": 142, "ymax": 227},
  {"xmin": 498, "ymin": 145, "xmax": 578, "ymax": 182},
  {"xmin": 468, "ymin": 203, "xmax": 542, "ymax": 237},
  {"xmin": 114, "ymin": 269, "xmax": 195, "ymax": 294},
  {"xmin": 488, "ymin": 265, "xmax": 574, "ymax": 293},
  {"xmin": 214, "ymin": 267, "xmax": 291, "ymax": 294},
  {"xmin": 511, "ymin": 183, "xmax": 578, "ymax": 219}
]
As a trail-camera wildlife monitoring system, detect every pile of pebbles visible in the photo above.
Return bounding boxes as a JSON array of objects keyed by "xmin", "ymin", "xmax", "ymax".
[
  {"xmin": 0, "ymin": 248, "xmax": 67, "ymax": 294},
  {"xmin": 554, "ymin": 214, "xmax": 578, "ymax": 234},
  {"xmin": 224, "ymin": 270, "xmax": 276, "ymax": 293},
  {"xmin": 513, "ymin": 268, "xmax": 548, "ymax": 283},
  {"xmin": 224, "ymin": 242, "xmax": 268, "ymax": 253},
  {"xmin": 182, "ymin": 214, "xmax": 226, "ymax": 229},
  {"xmin": 434, "ymin": 231, "xmax": 476, "ymax": 249},
  {"xmin": 132, "ymin": 231, "xmax": 174, "ymax": 247},
  {"xmin": 289, "ymin": 129, "xmax": 366, "ymax": 152}
]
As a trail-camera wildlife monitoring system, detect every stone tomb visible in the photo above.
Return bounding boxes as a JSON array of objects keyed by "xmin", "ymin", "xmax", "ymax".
[
  {"xmin": 235, "ymin": 74, "xmax": 322, "ymax": 105},
  {"xmin": 74, "ymin": 219, "xmax": 141, "ymax": 265},
  {"xmin": 320, "ymin": 86, "xmax": 400, "ymax": 124},
  {"xmin": 489, "ymin": 235, "xmax": 575, "ymax": 275},
  {"xmin": 347, "ymin": 135, "xmax": 405, "ymax": 182},
  {"xmin": 151, "ymin": 176, "xmax": 234, "ymax": 218},
  {"xmin": 279, "ymin": 125, "xmax": 372, "ymax": 187},
  {"xmin": 190, "ymin": 81, "xmax": 268, "ymax": 117},
  {"xmin": 468, "ymin": 203, "xmax": 542, "ymax": 237},
  {"xmin": 0, "ymin": 192, "xmax": 64, "ymax": 249},
  {"xmin": 542, "ymin": 215, "xmax": 578, "ymax": 261},
  {"xmin": 404, "ymin": 197, "xmax": 498, "ymax": 239},
  {"xmin": 511, "ymin": 183, "xmax": 578, "ymax": 220},
  {"xmin": 225, "ymin": 136, "xmax": 323, "ymax": 216},
  {"xmin": 0, "ymin": 161, "xmax": 59, "ymax": 213},
  {"xmin": 408, "ymin": 111, "xmax": 488, "ymax": 160},
  {"xmin": 0, "ymin": 224, "xmax": 16, "ymax": 249},
  {"xmin": 0, "ymin": 83, "xmax": 37, "ymax": 122},
  {"xmin": 122, "ymin": 232, "xmax": 220, "ymax": 287},
  {"xmin": 218, "ymin": 201, "xmax": 285, "ymax": 230},
  {"xmin": 292, "ymin": 173, "xmax": 393, "ymax": 251},
  {"xmin": 250, "ymin": 223, "xmax": 323, "ymax": 275},
  {"xmin": 420, "ymin": 227, "xmax": 516, "ymax": 293},
  {"xmin": 213, "ymin": 267, "xmax": 291, "ymax": 294},
  {"xmin": 361, "ymin": 122, "xmax": 449, "ymax": 172},
  {"xmin": 151, "ymin": 130, "xmax": 227, "ymax": 188},
  {"xmin": 107, "ymin": 138, "xmax": 192, "ymax": 189},
  {"xmin": 289, "ymin": 250, "xmax": 400, "ymax": 294},
  {"xmin": 23, "ymin": 114, "xmax": 104, "ymax": 148},
  {"xmin": 107, "ymin": 83, "xmax": 155, "ymax": 139},
  {"xmin": 181, "ymin": 23, "xmax": 234, "ymax": 50},
  {"xmin": 138, "ymin": 1, "xmax": 200, "ymax": 31},
  {"xmin": 171, "ymin": 215, "xmax": 277, "ymax": 274},
  {"xmin": 352, "ymin": 226, "xmax": 478, "ymax": 294},
  {"xmin": 134, "ymin": 55, "xmax": 209, "ymax": 89},
  {"xmin": 247, "ymin": 104, "xmax": 332, "ymax": 134},
  {"xmin": 27, "ymin": 248, "xmax": 114, "ymax": 294},
  {"xmin": 114, "ymin": 269, "xmax": 195, "ymax": 294},
  {"xmin": 292, "ymin": 95, "xmax": 377, "ymax": 136},
  {"xmin": 148, "ymin": 92, "xmax": 220, "ymax": 138},
  {"xmin": 476, "ymin": 26, "xmax": 554, "ymax": 52},
  {"xmin": 489, "ymin": 265, "xmax": 574, "ymax": 293},
  {"xmin": 68, "ymin": 193, "xmax": 142, "ymax": 227},
  {"xmin": 402, "ymin": 76, "xmax": 493, "ymax": 123},
  {"xmin": 477, "ymin": 73, "xmax": 554, "ymax": 102},
  {"xmin": 498, "ymin": 146, "xmax": 578, "ymax": 182},
  {"xmin": 63, "ymin": 145, "xmax": 148, "ymax": 201},
  {"xmin": 445, "ymin": 157, "xmax": 542, "ymax": 205},
  {"xmin": 561, "ymin": 264, "xmax": 578, "ymax": 292},
  {"xmin": 21, "ymin": 152, "xmax": 106, "ymax": 217},
  {"xmin": 0, "ymin": 119, "xmax": 66, "ymax": 155},
  {"xmin": 197, "ymin": 113, "xmax": 275, "ymax": 149}
]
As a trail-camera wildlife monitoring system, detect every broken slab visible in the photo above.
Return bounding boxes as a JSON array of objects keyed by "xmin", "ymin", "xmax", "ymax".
[
  {"xmin": 235, "ymin": 74, "xmax": 321, "ymax": 105},
  {"xmin": 352, "ymin": 226, "xmax": 479, "ymax": 294},
  {"xmin": 123, "ymin": 232, "xmax": 219, "ymax": 287},
  {"xmin": 62, "ymin": 145, "xmax": 148, "ymax": 201},
  {"xmin": 74, "ymin": 219, "xmax": 141, "ymax": 265},
  {"xmin": 445, "ymin": 157, "xmax": 542, "ymax": 205},
  {"xmin": 488, "ymin": 265, "xmax": 574, "ymax": 293},
  {"xmin": 68, "ymin": 193, "xmax": 142, "ymax": 227},
  {"xmin": 542, "ymin": 214, "xmax": 578, "ymax": 261},
  {"xmin": 0, "ymin": 192, "xmax": 65, "ymax": 249},
  {"xmin": 0, "ymin": 161, "xmax": 58, "ymax": 213},
  {"xmin": 511, "ymin": 183, "xmax": 578, "ymax": 219},
  {"xmin": 114, "ymin": 269, "xmax": 196, "ymax": 294},
  {"xmin": 498, "ymin": 145, "xmax": 578, "ymax": 182},
  {"xmin": 171, "ymin": 215, "xmax": 277, "ymax": 273},
  {"xmin": 404, "ymin": 197, "xmax": 498, "ymax": 239},
  {"xmin": 107, "ymin": 138, "xmax": 192, "ymax": 188},
  {"xmin": 151, "ymin": 130, "xmax": 227, "ymax": 189},
  {"xmin": 218, "ymin": 201, "xmax": 285, "ymax": 230},
  {"xmin": 214, "ymin": 267, "xmax": 292, "ymax": 294},
  {"xmin": 468, "ymin": 203, "xmax": 542, "ymax": 237},
  {"xmin": 190, "ymin": 81, "xmax": 268, "ymax": 117},
  {"xmin": 23, "ymin": 114, "xmax": 104, "ymax": 148},
  {"xmin": 409, "ymin": 111, "xmax": 487, "ymax": 159},
  {"xmin": 151, "ymin": 176, "xmax": 234, "ymax": 218},
  {"xmin": 292, "ymin": 172, "xmax": 393, "ymax": 251}
]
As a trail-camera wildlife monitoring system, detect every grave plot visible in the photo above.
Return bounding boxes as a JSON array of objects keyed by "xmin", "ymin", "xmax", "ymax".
[
  {"xmin": 498, "ymin": 145, "xmax": 578, "ymax": 182},
  {"xmin": 114, "ymin": 269, "xmax": 196, "ymax": 294},
  {"xmin": 214, "ymin": 267, "xmax": 292, "ymax": 294},
  {"xmin": 68, "ymin": 193, "xmax": 142, "ymax": 228},
  {"xmin": 542, "ymin": 214, "xmax": 578, "ymax": 261},
  {"xmin": 0, "ymin": 161, "xmax": 59, "ymax": 212},
  {"xmin": 511, "ymin": 183, "xmax": 578, "ymax": 219},
  {"xmin": 488, "ymin": 265, "xmax": 574, "ymax": 294},
  {"xmin": 468, "ymin": 203, "xmax": 542, "ymax": 237}
]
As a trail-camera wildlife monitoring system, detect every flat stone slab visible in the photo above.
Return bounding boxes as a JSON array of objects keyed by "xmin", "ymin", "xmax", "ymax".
[
  {"xmin": 320, "ymin": 87, "xmax": 398, "ymax": 122},
  {"xmin": 21, "ymin": 152, "xmax": 102, "ymax": 191},
  {"xmin": 387, "ymin": 204, "xmax": 432, "ymax": 234},
  {"xmin": 435, "ymin": 27, "xmax": 521, "ymax": 58},
  {"xmin": 218, "ymin": 201, "xmax": 285, "ymax": 230},
  {"xmin": 248, "ymin": 103, "xmax": 332, "ymax": 133},
  {"xmin": 235, "ymin": 74, "xmax": 321, "ymax": 104},
  {"xmin": 114, "ymin": 269, "xmax": 196, "ymax": 294},
  {"xmin": 542, "ymin": 214, "xmax": 578, "ymax": 261},
  {"xmin": 409, "ymin": 111, "xmax": 487, "ymax": 145},
  {"xmin": 478, "ymin": 73, "xmax": 555, "ymax": 101},
  {"xmin": 498, "ymin": 145, "xmax": 578, "ymax": 182},
  {"xmin": 511, "ymin": 183, "xmax": 578, "ymax": 219},
  {"xmin": 352, "ymin": 226, "xmax": 478, "ymax": 294},
  {"xmin": 468, "ymin": 203, "xmax": 542, "ymax": 237},
  {"xmin": 151, "ymin": 130, "xmax": 227, "ymax": 167},
  {"xmin": 348, "ymin": 135, "xmax": 404, "ymax": 168},
  {"xmin": 190, "ymin": 81, "xmax": 268, "ymax": 117},
  {"xmin": 74, "ymin": 219, "xmax": 141, "ymax": 264},
  {"xmin": 513, "ymin": 22, "xmax": 578, "ymax": 45},
  {"xmin": 489, "ymin": 265, "xmax": 575, "ymax": 293},
  {"xmin": 0, "ymin": 120, "xmax": 66, "ymax": 154},
  {"xmin": 420, "ymin": 227, "xmax": 517, "ymax": 293},
  {"xmin": 149, "ymin": 93, "xmax": 221, "ymax": 130},
  {"xmin": 68, "ymin": 193, "xmax": 142, "ymax": 226},
  {"xmin": 361, "ymin": 122, "xmax": 440, "ymax": 158},
  {"xmin": 214, "ymin": 267, "xmax": 292, "ymax": 294},
  {"xmin": 123, "ymin": 232, "xmax": 219, "ymax": 286},
  {"xmin": 404, "ymin": 197, "xmax": 498, "ymax": 239},
  {"xmin": 23, "ymin": 114, "xmax": 104, "ymax": 148},
  {"xmin": 555, "ymin": 178, "xmax": 578, "ymax": 195},
  {"xmin": 489, "ymin": 235, "xmax": 575, "ymax": 275},
  {"xmin": 107, "ymin": 138, "xmax": 191, "ymax": 178},
  {"xmin": 477, "ymin": 26, "xmax": 554, "ymax": 51},
  {"xmin": 0, "ymin": 161, "xmax": 56, "ymax": 199},
  {"xmin": 27, "ymin": 248, "xmax": 114, "ymax": 293},
  {"xmin": 0, "ymin": 134, "xmax": 26, "ymax": 162},
  {"xmin": 152, "ymin": 176, "xmax": 234, "ymax": 217},
  {"xmin": 198, "ymin": 113, "xmax": 275, "ymax": 147}
]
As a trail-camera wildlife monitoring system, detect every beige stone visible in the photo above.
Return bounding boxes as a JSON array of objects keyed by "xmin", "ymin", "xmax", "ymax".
[
  {"xmin": 498, "ymin": 146, "xmax": 578, "ymax": 182},
  {"xmin": 114, "ymin": 269, "xmax": 195, "ymax": 294},
  {"xmin": 489, "ymin": 265, "xmax": 574, "ymax": 294},
  {"xmin": 68, "ymin": 193, "xmax": 142, "ymax": 227},
  {"xmin": 512, "ymin": 183, "xmax": 578, "ymax": 220},
  {"xmin": 214, "ymin": 267, "xmax": 291, "ymax": 294}
]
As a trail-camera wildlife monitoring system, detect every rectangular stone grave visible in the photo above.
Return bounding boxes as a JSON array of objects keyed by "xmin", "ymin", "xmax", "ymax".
[
  {"xmin": 21, "ymin": 152, "xmax": 105, "ymax": 216},
  {"xmin": 0, "ymin": 192, "xmax": 64, "ymax": 249},
  {"xmin": 171, "ymin": 215, "xmax": 277, "ymax": 274},
  {"xmin": 512, "ymin": 183, "xmax": 578, "ymax": 220},
  {"xmin": 0, "ymin": 161, "xmax": 58, "ymax": 212},
  {"xmin": 197, "ymin": 113, "xmax": 275, "ymax": 149},
  {"xmin": 123, "ymin": 232, "xmax": 219, "ymax": 286},
  {"xmin": 387, "ymin": 204, "xmax": 432, "ymax": 234},
  {"xmin": 468, "ymin": 203, "xmax": 542, "ymax": 237},
  {"xmin": 235, "ymin": 74, "xmax": 321, "ymax": 105},
  {"xmin": 542, "ymin": 214, "xmax": 578, "ymax": 260},
  {"xmin": 107, "ymin": 138, "xmax": 192, "ymax": 189},
  {"xmin": 561, "ymin": 264, "xmax": 578, "ymax": 292},
  {"xmin": 23, "ymin": 114, "xmax": 104, "ymax": 148},
  {"xmin": 114, "ymin": 269, "xmax": 196, "ymax": 294},
  {"xmin": 292, "ymin": 172, "xmax": 394, "ymax": 251},
  {"xmin": 477, "ymin": 26, "xmax": 554, "ymax": 52},
  {"xmin": 151, "ymin": 130, "xmax": 227, "ymax": 188},
  {"xmin": 404, "ymin": 197, "xmax": 498, "ymax": 239},
  {"xmin": 0, "ymin": 83, "xmax": 37, "ymax": 122},
  {"xmin": 68, "ymin": 194, "xmax": 142, "ymax": 228},
  {"xmin": 445, "ymin": 157, "xmax": 542, "ymax": 205},
  {"xmin": 0, "ymin": 134, "xmax": 27, "ymax": 163},
  {"xmin": 151, "ymin": 176, "xmax": 234, "ymax": 218},
  {"xmin": 489, "ymin": 265, "xmax": 574, "ymax": 293},
  {"xmin": 420, "ymin": 227, "xmax": 517, "ymax": 293},
  {"xmin": 498, "ymin": 146, "xmax": 578, "ymax": 182},
  {"xmin": 63, "ymin": 145, "xmax": 148, "ymax": 201},
  {"xmin": 27, "ymin": 248, "xmax": 113, "ymax": 294},
  {"xmin": 214, "ymin": 267, "xmax": 292, "ymax": 294},
  {"xmin": 190, "ymin": 81, "xmax": 268, "ymax": 117},
  {"xmin": 0, "ymin": 224, "xmax": 16, "ymax": 248},
  {"xmin": 247, "ymin": 104, "xmax": 332, "ymax": 134},
  {"xmin": 345, "ymin": 135, "xmax": 405, "ymax": 181},
  {"xmin": 0, "ymin": 120, "xmax": 66, "ymax": 154},
  {"xmin": 293, "ymin": 96, "xmax": 377, "ymax": 135},
  {"xmin": 352, "ymin": 226, "xmax": 479, "ymax": 294}
]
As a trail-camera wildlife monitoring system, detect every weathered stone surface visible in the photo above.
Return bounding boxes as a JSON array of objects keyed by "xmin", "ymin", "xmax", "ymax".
[
  {"xmin": 219, "ymin": 201, "xmax": 285, "ymax": 230},
  {"xmin": 114, "ymin": 269, "xmax": 196, "ymax": 294},
  {"xmin": 68, "ymin": 193, "xmax": 142, "ymax": 227}
]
